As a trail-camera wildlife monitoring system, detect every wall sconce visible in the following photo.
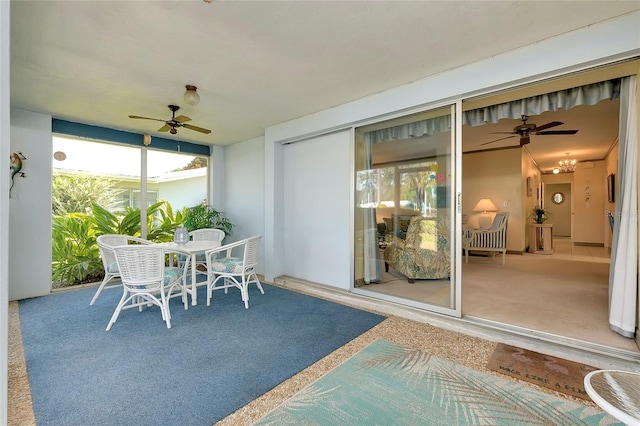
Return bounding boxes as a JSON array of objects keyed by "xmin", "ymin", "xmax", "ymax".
[
  {"xmin": 184, "ymin": 85, "xmax": 200, "ymax": 106},
  {"xmin": 143, "ymin": 134, "xmax": 152, "ymax": 146},
  {"xmin": 473, "ymin": 198, "xmax": 498, "ymax": 228}
]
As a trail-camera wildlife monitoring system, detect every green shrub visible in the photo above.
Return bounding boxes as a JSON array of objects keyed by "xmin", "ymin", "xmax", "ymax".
[
  {"xmin": 183, "ymin": 204, "xmax": 234, "ymax": 236},
  {"xmin": 52, "ymin": 213, "xmax": 103, "ymax": 287},
  {"xmin": 52, "ymin": 173, "xmax": 122, "ymax": 215},
  {"xmin": 51, "ymin": 200, "xmax": 186, "ymax": 287}
]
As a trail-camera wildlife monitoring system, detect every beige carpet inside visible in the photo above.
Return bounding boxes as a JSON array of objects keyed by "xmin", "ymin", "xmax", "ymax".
[{"xmin": 362, "ymin": 249, "xmax": 638, "ymax": 352}]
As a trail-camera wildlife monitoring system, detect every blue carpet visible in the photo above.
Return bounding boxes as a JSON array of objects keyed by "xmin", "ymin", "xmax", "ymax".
[
  {"xmin": 256, "ymin": 339, "xmax": 621, "ymax": 425},
  {"xmin": 19, "ymin": 283, "xmax": 385, "ymax": 425}
]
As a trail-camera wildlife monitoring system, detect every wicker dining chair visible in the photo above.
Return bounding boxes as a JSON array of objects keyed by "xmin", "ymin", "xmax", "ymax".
[
  {"xmin": 91, "ymin": 234, "xmax": 152, "ymax": 306},
  {"xmin": 205, "ymin": 235, "xmax": 263, "ymax": 309},
  {"xmin": 106, "ymin": 244, "xmax": 191, "ymax": 331}
]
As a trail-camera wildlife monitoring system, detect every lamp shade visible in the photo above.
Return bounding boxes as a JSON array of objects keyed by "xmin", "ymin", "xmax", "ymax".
[{"xmin": 473, "ymin": 198, "xmax": 498, "ymax": 213}]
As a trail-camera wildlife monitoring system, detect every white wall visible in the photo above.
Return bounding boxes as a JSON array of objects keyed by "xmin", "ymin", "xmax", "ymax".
[
  {"xmin": 572, "ymin": 161, "xmax": 607, "ymax": 244},
  {"xmin": 282, "ymin": 131, "xmax": 352, "ymax": 289},
  {"xmin": 1, "ymin": 1, "xmax": 10, "ymax": 421},
  {"xmin": 9, "ymin": 109, "xmax": 53, "ymax": 300},
  {"xmin": 224, "ymin": 136, "xmax": 266, "ymax": 274}
]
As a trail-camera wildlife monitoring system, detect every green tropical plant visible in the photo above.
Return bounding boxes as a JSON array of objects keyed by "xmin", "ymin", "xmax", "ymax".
[
  {"xmin": 52, "ymin": 213, "xmax": 103, "ymax": 287},
  {"xmin": 183, "ymin": 204, "xmax": 234, "ymax": 236},
  {"xmin": 51, "ymin": 200, "xmax": 186, "ymax": 287},
  {"xmin": 530, "ymin": 207, "xmax": 550, "ymax": 224}
]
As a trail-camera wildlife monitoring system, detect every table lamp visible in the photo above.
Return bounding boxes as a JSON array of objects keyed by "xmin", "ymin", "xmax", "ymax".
[{"xmin": 473, "ymin": 198, "xmax": 498, "ymax": 228}]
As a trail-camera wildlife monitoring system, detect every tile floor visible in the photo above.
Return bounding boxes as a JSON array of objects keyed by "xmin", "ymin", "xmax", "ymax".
[{"xmin": 548, "ymin": 237, "xmax": 611, "ymax": 263}]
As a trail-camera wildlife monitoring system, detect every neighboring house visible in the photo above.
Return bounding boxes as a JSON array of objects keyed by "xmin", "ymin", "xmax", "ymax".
[{"xmin": 53, "ymin": 167, "xmax": 207, "ymax": 211}]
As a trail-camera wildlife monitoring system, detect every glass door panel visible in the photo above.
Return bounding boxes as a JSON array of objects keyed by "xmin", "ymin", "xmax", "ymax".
[{"xmin": 353, "ymin": 104, "xmax": 460, "ymax": 316}]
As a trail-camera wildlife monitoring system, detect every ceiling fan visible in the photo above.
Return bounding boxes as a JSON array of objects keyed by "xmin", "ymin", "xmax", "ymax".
[
  {"xmin": 128, "ymin": 105, "xmax": 211, "ymax": 135},
  {"xmin": 481, "ymin": 115, "xmax": 578, "ymax": 147}
]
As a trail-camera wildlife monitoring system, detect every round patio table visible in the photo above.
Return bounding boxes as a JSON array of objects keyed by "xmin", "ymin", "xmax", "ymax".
[{"xmin": 584, "ymin": 370, "xmax": 640, "ymax": 425}]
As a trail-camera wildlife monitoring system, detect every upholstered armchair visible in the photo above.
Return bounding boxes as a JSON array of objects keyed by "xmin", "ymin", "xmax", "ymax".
[{"xmin": 383, "ymin": 216, "xmax": 450, "ymax": 283}]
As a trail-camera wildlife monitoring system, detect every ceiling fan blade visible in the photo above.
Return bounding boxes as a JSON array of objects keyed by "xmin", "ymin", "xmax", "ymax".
[
  {"xmin": 182, "ymin": 123, "xmax": 212, "ymax": 134},
  {"xmin": 481, "ymin": 135, "xmax": 517, "ymax": 146},
  {"xmin": 520, "ymin": 135, "xmax": 531, "ymax": 146},
  {"xmin": 490, "ymin": 131, "xmax": 517, "ymax": 135},
  {"xmin": 129, "ymin": 115, "xmax": 166, "ymax": 122},
  {"xmin": 533, "ymin": 121, "xmax": 563, "ymax": 132},
  {"xmin": 157, "ymin": 124, "xmax": 171, "ymax": 132},
  {"xmin": 537, "ymin": 130, "xmax": 579, "ymax": 135},
  {"xmin": 174, "ymin": 115, "xmax": 191, "ymax": 123}
]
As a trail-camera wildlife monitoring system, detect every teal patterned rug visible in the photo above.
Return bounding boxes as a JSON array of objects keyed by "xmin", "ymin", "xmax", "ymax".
[{"xmin": 255, "ymin": 339, "xmax": 621, "ymax": 425}]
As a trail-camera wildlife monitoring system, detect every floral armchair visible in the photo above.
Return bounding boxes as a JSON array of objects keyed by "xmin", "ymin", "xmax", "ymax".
[{"xmin": 383, "ymin": 216, "xmax": 450, "ymax": 283}]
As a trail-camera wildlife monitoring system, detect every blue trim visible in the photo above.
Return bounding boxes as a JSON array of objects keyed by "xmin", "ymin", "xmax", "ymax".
[{"xmin": 52, "ymin": 119, "xmax": 211, "ymax": 156}]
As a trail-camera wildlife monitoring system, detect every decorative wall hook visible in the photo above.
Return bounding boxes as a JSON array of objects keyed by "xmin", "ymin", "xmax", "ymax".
[{"xmin": 10, "ymin": 151, "xmax": 27, "ymax": 197}]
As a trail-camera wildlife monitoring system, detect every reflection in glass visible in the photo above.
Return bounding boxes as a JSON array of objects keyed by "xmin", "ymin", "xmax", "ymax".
[{"xmin": 354, "ymin": 106, "xmax": 455, "ymax": 311}]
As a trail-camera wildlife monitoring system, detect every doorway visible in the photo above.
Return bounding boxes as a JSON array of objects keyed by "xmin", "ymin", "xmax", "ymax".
[
  {"xmin": 352, "ymin": 63, "xmax": 638, "ymax": 355},
  {"xmin": 545, "ymin": 182, "xmax": 572, "ymax": 237}
]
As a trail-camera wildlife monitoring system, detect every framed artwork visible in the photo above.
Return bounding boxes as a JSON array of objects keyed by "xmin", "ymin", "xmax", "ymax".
[
  {"xmin": 526, "ymin": 177, "xmax": 533, "ymax": 197},
  {"xmin": 607, "ymin": 173, "xmax": 615, "ymax": 203}
]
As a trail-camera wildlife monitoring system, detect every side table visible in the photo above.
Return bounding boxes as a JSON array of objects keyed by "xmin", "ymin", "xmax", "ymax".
[
  {"xmin": 584, "ymin": 370, "xmax": 640, "ymax": 425},
  {"xmin": 529, "ymin": 223, "xmax": 553, "ymax": 254}
]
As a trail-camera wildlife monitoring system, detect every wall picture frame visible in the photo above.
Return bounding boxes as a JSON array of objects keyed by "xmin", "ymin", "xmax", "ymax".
[
  {"xmin": 526, "ymin": 177, "xmax": 532, "ymax": 197},
  {"xmin": 607, "ymin": 173, "xmax": 615, "ymax": 203}
]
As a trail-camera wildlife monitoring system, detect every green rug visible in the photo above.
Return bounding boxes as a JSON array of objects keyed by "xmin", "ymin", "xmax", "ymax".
[{"xmin": 255, "ymin": 339, "xmax": 621, "ymax": 425}]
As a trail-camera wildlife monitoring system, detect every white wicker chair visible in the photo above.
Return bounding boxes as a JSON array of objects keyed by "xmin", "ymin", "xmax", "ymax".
[
  {"xmin": 181, "ymin": 228, "xmax": 226, "ymax": 278},
  {"xmin": 106, "ymin": 244, "xmax": 191, "ymax": 331},
  {"xmin": 463, "ymin": 212, "xmax": 509, "ymax": 264},
  {"xmin": 190, "ymin": 228, "xmax": 225, "ymax": 243},
  {"xmin": 205, "ymin": 235, "xmax": 263, "ymax": 309},
  {"xmin": 91, "ymin": 234, "xmax": 152, "ymax": 306}
]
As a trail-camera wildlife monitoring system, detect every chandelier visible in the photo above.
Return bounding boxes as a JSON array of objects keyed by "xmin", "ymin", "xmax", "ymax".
[{"xmin": 554, "ymin": 153, "xmax": 576, "ymax": 174}]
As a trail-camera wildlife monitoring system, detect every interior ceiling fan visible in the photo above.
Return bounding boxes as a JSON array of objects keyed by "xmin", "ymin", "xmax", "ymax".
[
  {"xmin": 481, "ymin": 115, "xmax": 578, "ymax": 147},
  {"xmin": 128, "ymin": 105, "xmax": 211, "ymax": 135}
]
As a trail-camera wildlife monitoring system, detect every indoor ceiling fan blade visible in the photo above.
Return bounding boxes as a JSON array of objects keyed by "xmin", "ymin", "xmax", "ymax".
[
  {"xmin": 520, "ymin": 135, "xmax": 531, "ymax": 146},
  {"xmin": 157, "ymin": 124, "xmax": 171, "ymax": 132},
  {"xmin": 489, "ymin": 131, "xmax": 517, "ymax": 135},
  {"xmin": 533, "ymin": 121, "xmax": 563, "ymax": 132},
  {"xmin": 128, "ymin": 115, "xmax": 166, "ymax": 122},
  {"xmin": 174, "ymin": 115, "xmax": 192, "ymax": 123},
  {"xmin": 537, "ymin": 130, "xmax": 579, "ymax": 135},
  {"xmin": 182, "ymin": 123, "xmax": 212, "ymax": 134},
  {"xmin": 480, "ymin": 135, "xmax": 517, "ymax": 146}
]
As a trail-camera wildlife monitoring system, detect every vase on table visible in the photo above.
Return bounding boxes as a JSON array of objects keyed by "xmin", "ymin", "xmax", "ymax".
[{"xmin": 174, "ymin": 226, "xmax": 189, "ymax": 245}]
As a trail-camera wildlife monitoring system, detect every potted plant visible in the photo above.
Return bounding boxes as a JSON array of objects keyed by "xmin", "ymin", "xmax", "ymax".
[
  {"xmin": 530, "ymin": 207, "xmax": 549, "ymax": 224},
  {"xmin": 183, "ymin": 203, "xmax": 234, "ymax": 236}
]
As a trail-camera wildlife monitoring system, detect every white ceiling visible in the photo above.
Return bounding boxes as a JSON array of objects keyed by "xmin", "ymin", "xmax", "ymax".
[{"xmin": 10, "ymin": 1, "xmax": 639, "ymax": 171}]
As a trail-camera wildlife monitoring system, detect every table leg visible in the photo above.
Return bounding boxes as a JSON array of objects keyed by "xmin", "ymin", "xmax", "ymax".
[{"xmin": 191, "ymin": 256, "xmax": 198, "ymax": 306}]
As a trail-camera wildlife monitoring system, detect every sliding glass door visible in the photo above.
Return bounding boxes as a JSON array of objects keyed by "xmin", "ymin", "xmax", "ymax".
[{"xmin": 353, "ymin": 104, "xmax": 461, "ymax": 316}]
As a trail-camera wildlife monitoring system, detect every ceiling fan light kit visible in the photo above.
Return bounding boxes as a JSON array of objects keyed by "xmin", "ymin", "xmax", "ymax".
[{"xmin": 184, "ymin": 85, "xmax": 200, "ymax": 106}]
